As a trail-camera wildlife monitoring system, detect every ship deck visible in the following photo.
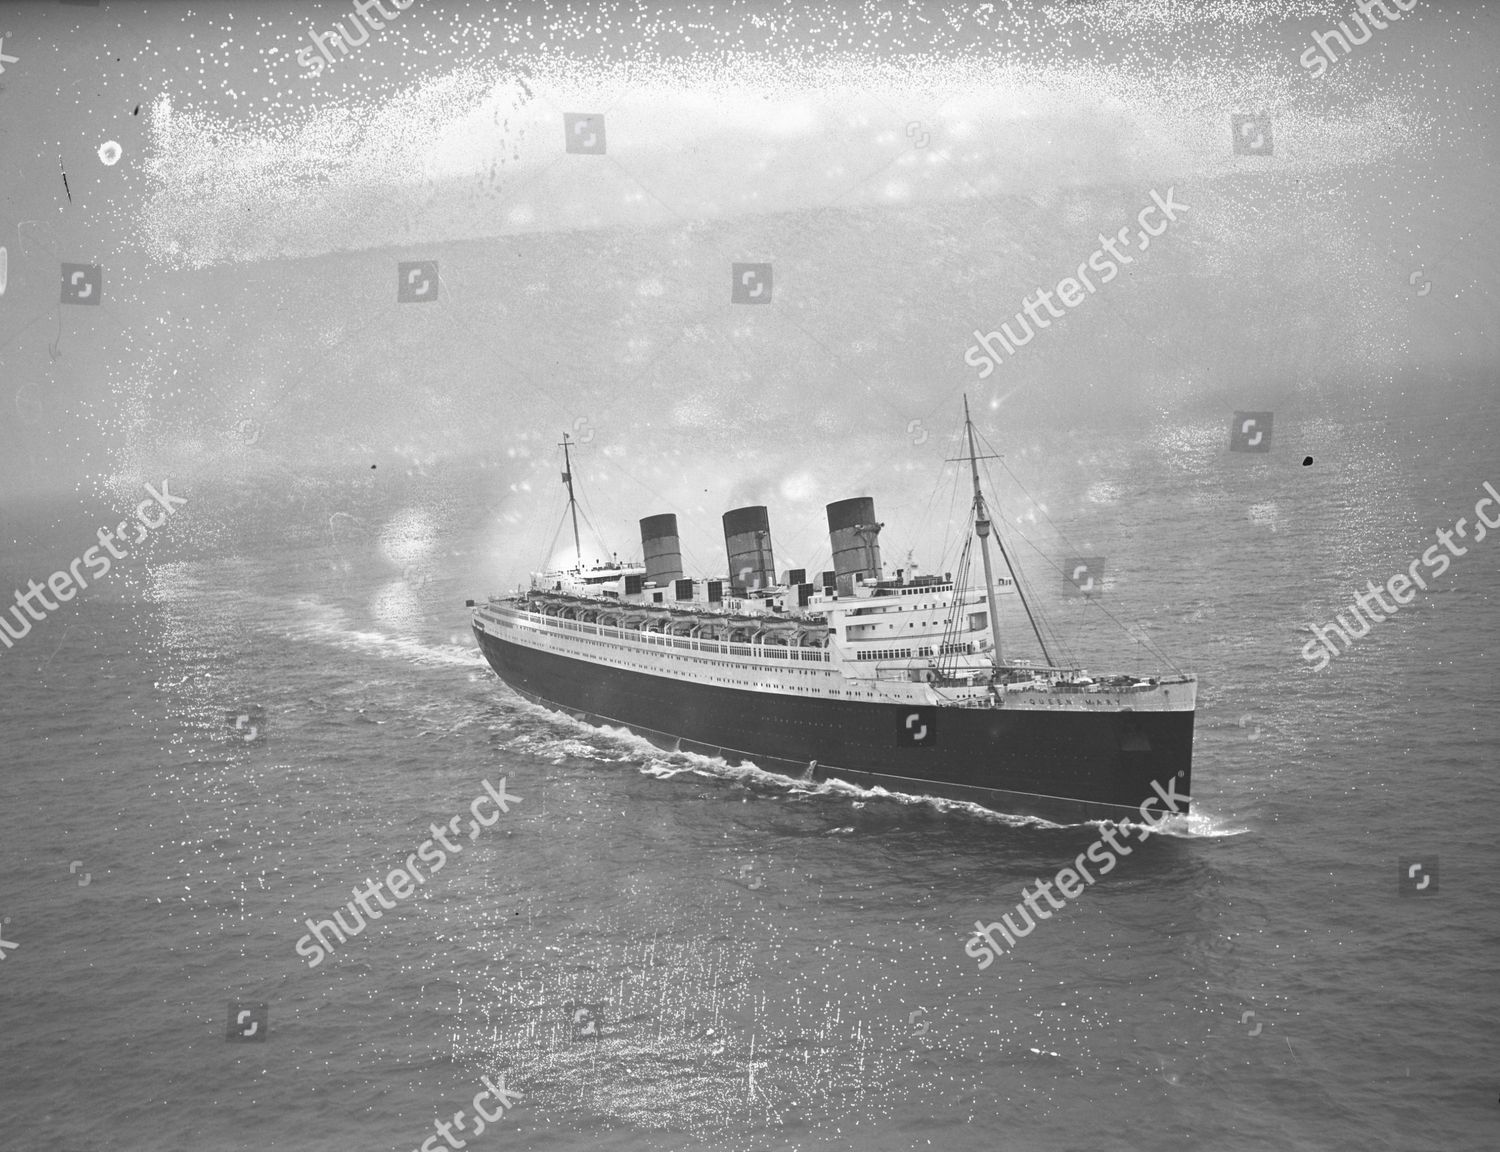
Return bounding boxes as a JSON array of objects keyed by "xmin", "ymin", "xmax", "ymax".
[{"xmin": 474, "ymin": 597, "xmax": 1196, "ymax": 714}]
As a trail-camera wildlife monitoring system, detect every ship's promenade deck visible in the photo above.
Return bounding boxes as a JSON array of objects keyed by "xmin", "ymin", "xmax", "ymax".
[
  {"xmin": 473, "ymin": 595, "xmax": 1196, "ymax": 712},
  {"xmin": 477, "ymin": 598, "xmax": 832, "ymax": 660}
]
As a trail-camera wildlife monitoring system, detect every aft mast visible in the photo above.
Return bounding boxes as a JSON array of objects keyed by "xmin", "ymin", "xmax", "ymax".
[
  {"xmin": 961, "ymin": 397, "xmax": 1060, "ymax": 671},
  {"xmin": 963, "ymin": 397, "xmax": 1006, "ymax": 668},
  {"xmin": 559, "ymin": 432, "xmax": 582, "ymax": 565}
]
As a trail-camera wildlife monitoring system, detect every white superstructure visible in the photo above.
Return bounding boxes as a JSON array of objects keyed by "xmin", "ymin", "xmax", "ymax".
[{"xmin": 472, "ymin": 564, "xmax": 1194, "ymax": 713}]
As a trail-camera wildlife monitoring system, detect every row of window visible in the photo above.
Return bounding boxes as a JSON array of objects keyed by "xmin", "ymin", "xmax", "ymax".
[
  {"xmin": 555, "ymin": 633, "xmax": 833, "ymax": 690},
  {"xmin": 847, "ymin": 640, "xmax": 977, "ymax": 662},
  {"xmin": 494, "ymin": 613, "xmax": 973, "ymax": 699},
  {"xmin": 856, "ymin": 648, "xmax": 913, "ymax": 661},
  {"xmin": 497, "ymin": 625, "xmax": 908, "ymax": 703},
  {"xmin": 514, "ymin": 611, "xmax": 830, "ymax": 662},
  {"xmin": 491, "ymin": 610, "xmax": 979, "ymax": 672},
  {"xmin": 506, "ymin": 617, "xmax": 836, "ymax": 680}
]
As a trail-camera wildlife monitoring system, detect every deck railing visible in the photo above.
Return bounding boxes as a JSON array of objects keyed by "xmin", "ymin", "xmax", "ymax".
[{"xmin": 484, "ymin": 606, "xmax": 830, "ymax": 663}]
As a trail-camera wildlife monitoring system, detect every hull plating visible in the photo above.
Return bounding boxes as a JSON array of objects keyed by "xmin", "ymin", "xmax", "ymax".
[{"xmin": 473, "ymin": 629, "xmax": 1194, "ymax": 824}]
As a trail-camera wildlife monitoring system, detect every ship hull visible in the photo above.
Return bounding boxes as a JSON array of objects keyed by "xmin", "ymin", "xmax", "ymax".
[{"xmin": 473, "ymin": 629, "xmax": 1194, "ymax": 824}]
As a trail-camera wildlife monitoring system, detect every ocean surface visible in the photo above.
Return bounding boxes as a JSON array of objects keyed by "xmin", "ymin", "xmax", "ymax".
[{"xmin": 2, "ymin": 383, "xmax": 1497, "ymax": 1152}]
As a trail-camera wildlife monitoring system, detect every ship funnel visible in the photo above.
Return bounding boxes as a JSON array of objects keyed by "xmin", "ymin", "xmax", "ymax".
[
  {"xmin": 640, "ymin": 513, "xmax": 684, "ymax": 585},
  {"xmin": 723, "ymin": 506, "xmax": 776, "ymax": 593},
  {"xmin": 827, "ymin": 497, "xmax": 883, "ymax": 593}
]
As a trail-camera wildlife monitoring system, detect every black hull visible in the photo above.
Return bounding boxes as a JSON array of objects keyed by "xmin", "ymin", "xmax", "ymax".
[{"xmin": 474, "ymin": 630, "xmax": 1194, "ymax": 824}]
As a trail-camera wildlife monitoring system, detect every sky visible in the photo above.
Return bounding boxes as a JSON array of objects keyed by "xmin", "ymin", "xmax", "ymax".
[{"xmin": 0, "ymin": 0, "xmax": 1495, "ymax": 583}]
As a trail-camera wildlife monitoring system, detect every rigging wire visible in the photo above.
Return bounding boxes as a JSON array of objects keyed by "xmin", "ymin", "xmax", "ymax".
[
  {"xmin": 974, "ymin": 444, "xmax": 1067, "ymax": 668},
  {"xmin": 971, "ymin": 424, "xmax": 1178, "ymax": 671},
  {"xmin": 935, "ymin": 454, "xmax": 965, "ymax": 576},
  {"xmin": 907, "ymin": 432, "xmax": 961, "ymax": 574},
  {"xmin": 575, "ymin": 501, "xmax": 610, "ymax": 562},
  {"xmin": 540, "ymin": 502, "xmax": 572, "ymax": 571},
  {"xmin": 1065, "ymin": 595, "xmax": 1096, "ymax": 660},
  {"xmin": 936, "ymin": 512, "xmax": 977, "ymax": 678},
  {"xmin": 572, "ymin": 451, "xmax": 714, "ymax": 574}
]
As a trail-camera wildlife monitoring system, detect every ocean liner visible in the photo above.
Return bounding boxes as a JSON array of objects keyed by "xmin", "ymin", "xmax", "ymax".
[{"xmin": 470, "ymin": 401, "xmax": 1196, "ymax": 822}]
